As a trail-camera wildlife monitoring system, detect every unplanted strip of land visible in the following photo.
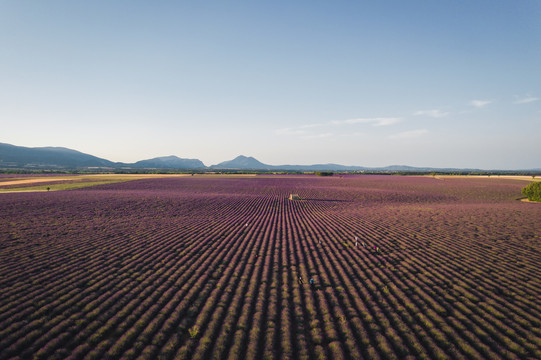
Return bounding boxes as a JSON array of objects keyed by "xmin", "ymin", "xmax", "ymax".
[{"xmin": 0, "ymin": 174, "xmax": 199, "ymax": 193}]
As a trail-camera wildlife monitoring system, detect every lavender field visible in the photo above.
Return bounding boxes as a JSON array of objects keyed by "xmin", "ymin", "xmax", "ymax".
[{"xmin": 1, "ymin": 175, "xmax": 540, "ymax": 360}]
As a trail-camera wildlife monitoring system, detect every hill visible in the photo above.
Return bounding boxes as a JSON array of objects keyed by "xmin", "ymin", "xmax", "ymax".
[
  {"xmin": 133, "ymin": 156, "xmax": 206, "ymax": 169},
  {"xmin": 0, "ymin": 143, "xmax": 206, "ymax": 170},
  {"xmin": 210, "ymin": 155, "xmax": 272, "ymax": 170},
  {"xmin": 0, "ymin": 143, "xmax": 115, "ymax": 169},
  {"xmin": 1, "ymin": 142, "xmax": 539, "ymax": 173}
]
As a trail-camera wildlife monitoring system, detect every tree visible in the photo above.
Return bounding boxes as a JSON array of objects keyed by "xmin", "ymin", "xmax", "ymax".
[{"xmin": 521, "ymin": 181, "xmax": 541, "ymax": 202}]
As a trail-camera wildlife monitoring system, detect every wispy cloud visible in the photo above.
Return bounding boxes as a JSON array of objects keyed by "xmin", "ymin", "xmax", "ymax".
[
  {"xmin": 413, "ymin": 109, "xmax": 449, "ymax": 118},
  {"xmin": 275, "ymin": 127, "xmax": 306, "ymax": 136},
  {"xmin": 276, "ymin": 122, "xmax": 325, "ymax": 135},
  {"xmin": 514, "ymin": 96, "xmax": 539, "ymax": 104},
  {"xmin": 330, "ymin": 117, "xmax": 401, "ymax": 127},
  {"xmin": 470, "ymin": 100, "xmax": 492, "ymax": 108},
  {"xmin": 302, "ymin": 132, "xmax": 334, "ymax": 139},
  {"xmin": 277, "ymin": 116, "xmax": 401, "ymax": 137},
  {"xmin": 389, "ymin": 129, "xmax": 428, "ymax": 139},
  {"xmin": 372, "ymin": 117, "xmax": 402, "ymax": 126},
  {"xmin": 299, "ymin": 123, "xmax": 325, "ymax": 129}
]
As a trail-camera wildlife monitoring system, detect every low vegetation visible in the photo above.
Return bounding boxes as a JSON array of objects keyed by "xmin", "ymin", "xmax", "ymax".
[
  {"xmin": 0, "ymin": 175, "xmax": 540, "ymax": 359},
  {"xmin": 522, "ymin": 181, "xmax": 541, "ymax": 202}
]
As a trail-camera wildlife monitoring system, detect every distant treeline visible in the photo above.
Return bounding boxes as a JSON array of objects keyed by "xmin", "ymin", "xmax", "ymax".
[
  {"xmin": 315, "ymin": 171, "xmax": 334, "ymax": 176},
  {"xmin": 1, "ymin": 169, "xmax": 540, "ymax": 176}
]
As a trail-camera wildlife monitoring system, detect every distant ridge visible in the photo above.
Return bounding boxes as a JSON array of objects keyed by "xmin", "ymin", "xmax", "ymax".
[
  {"xmin": 0, "ymin": 143, "xmax": 204, "ymax": 170},
  {"xmin": 0, "ymin": 142, "xmax": 115, "ymax": 168},
  {"xmin": 1, "ymin": 142, "xmax": 539, "ymax": 172},
  {"xmin": 133, "ymin": 155, "xmax": 206, "ymax": 169},
  {"xmin": 210, "ymin": 155, "xmax": 271, "ymax": 170},
  {"xmin": 208, "ymin": 157, "xmax": 488, "ymax": 173}
]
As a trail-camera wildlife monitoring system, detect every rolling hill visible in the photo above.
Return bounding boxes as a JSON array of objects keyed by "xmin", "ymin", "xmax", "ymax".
[
  {"xmin": 132, "ymin": 156, "xmax": 206, "ymax": 169},
  {"xmin": 1, "ymin": 142, "xmax": 538, "ymax": 172},
  {"xmin": 0, "ymin": 143, "xmax": 115, "ymax": 169}
]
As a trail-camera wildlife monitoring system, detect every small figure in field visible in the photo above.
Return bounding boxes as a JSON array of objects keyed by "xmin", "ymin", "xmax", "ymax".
[
  {"xmin": 245, "ymin": 223, "xmax": 248, "ymax": 227},
  {"xmin": 298, "ymin": 276, "xmax": 303, "ymax": 284},
  {"xmin": 376, "ymin": 246, "xmax": 381, "ymax": 254},
  {"xmin": 362, "ymin": 241, "xmax": 366, "ymax": 248},
  {"xmin": 309, "ymin": 278, "xmax": 315, "ymax": 288},
  {"xmin": 354, "ymin": 236, "xmax": 358, "ymax": 247}
]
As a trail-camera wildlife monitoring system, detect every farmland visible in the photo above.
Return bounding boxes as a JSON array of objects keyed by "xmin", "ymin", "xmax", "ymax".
[
  {"xmin": 0, "ymin": 175, "xmax": 540, "ymax": 359},
  {"xmin": 0, "ymin": 174, "xmax": 198, "ymax": 193}
]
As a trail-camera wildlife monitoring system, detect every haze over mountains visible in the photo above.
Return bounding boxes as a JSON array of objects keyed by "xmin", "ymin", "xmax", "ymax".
[{"xmin": 0, "ymin": 142, "xmax": 538, "ymax": 172}]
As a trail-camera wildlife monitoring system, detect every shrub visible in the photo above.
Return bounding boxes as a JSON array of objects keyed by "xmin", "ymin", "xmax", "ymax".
[{"xmin": 522, "ymin": 181, "xmax": 541, "ymax": 202}]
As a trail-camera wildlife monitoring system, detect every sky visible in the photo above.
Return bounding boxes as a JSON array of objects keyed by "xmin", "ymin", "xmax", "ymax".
[{"xmin": 1, "ymin": 1, "xmax": 540, "ymax": 169}]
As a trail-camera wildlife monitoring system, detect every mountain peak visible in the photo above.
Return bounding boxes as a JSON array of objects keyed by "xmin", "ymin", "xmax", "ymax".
[
  {"xmin": 133, "ymin": 155, "xmax": 206, "ymax": 169},
  {"xmin": 211, "ymin": 155, "xmax": 270, "ymax": 169}
]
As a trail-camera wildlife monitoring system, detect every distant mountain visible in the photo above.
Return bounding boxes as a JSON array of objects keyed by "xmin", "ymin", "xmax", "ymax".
[
  {"xmin": 1, "ymin": 142, "xmax": 538, "ymax": 172},
  {"xmin": 210, "ymin": 156, "xmax": 365, "ymax": 171},
  {"xmin": 210, "ymin": 156, "xmax": 371, "ymax": 171},
  {"xmin": 0, "ymin": 142, "xmax": 115, "ymax": 168},
  {"xmin": 211, "ymin": 155, "xmax": 272, "ymax": 170},
  {"xmin": 0, "ymin": 143, "xmax": 206, "ymax": 170},
  {"xmin": 210, "ymin": 157, "xmax": 491, "ymax": 173},
  {"xmin": 133, "ymin": 156, "xmax": 206, "ymax": 169}
]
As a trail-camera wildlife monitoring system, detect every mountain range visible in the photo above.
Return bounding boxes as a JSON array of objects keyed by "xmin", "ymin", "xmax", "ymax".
[
  {"xmin": 0, "ymin": 143, "xmax": 205, "ymax": 170},
  {"xmin": 1, "ymin": 142, "xmax": 538, "ymax": 172}
]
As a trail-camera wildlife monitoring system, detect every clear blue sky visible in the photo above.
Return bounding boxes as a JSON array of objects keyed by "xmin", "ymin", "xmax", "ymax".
[{"xmin": 1, "ymin": 1, "xmax": 540, "ymax": 169}]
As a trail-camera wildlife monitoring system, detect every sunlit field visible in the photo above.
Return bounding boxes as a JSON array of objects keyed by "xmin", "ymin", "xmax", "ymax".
[{"xmin": 1, "ymin": 175, "xmax": 540, "ymax": 360}]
